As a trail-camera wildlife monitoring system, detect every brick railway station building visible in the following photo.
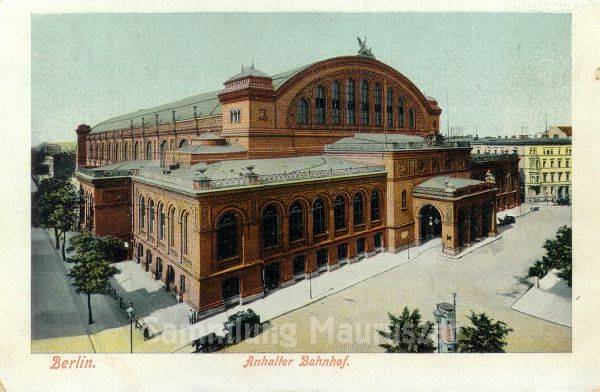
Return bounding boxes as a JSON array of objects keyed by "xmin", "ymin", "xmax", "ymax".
[{"xmin": 74, "ymin": 46, "xmax": 520, "ymax": 316}]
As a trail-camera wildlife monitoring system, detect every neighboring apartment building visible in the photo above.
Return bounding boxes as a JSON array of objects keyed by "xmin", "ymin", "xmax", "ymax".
[
  {"xmin": 73, "ymin": 46, "xmax": 519, "ymax": 316},
  {"xmin": 455, "ymin": 133, "xmax": 572, "ymax": 202}
]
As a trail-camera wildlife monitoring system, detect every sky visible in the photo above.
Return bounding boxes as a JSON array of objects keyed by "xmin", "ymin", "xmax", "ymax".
[{"xmin": 31, "ymin": 12, "xmax": 571, "ymax": 145}]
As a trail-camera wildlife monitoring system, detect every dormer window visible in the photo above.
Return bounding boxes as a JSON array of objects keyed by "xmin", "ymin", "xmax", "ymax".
[{"xmin": 230, "ymin": 109, "xmax": 241, "ymax": 123}]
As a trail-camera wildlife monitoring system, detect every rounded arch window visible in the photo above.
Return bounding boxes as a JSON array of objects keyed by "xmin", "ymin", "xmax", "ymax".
[
  {"xmin": 371, "ymin": 189, "xmax": 381, "ymax": 221},
  {"xmin": 331, "ymin": 81, "xmax": 341, "ymax": 124},
  {"xmin": 139, "ymin": 196, "xmax": 146, "ymax": 229},
  {"xmin": 297, "ymin": 98, "xmax": 309, "ymax": 125},
  {"xmin": 179, "ymin": 139, "xmax": 189, "ymax": 148},
  {"xmin": 315, "ymin": 86, "xmax": 326, "ymax": 125},
  {"xmin": 148, "ymin": 199, "xmax": 155, "ymax": 232},
  {"xmin": 334, "ymin": 195, "xmax": 347, "ymax": 230},
  {"xmin": 346, "ymin": 80, "xmax": 356, "ymax": 125},
  {"xmin": 353, "ymin": 192, "xmax": 365, "ymax": 225},
  {"xmin": 312, "ymin": 198, "xmax": 327, "ymax": 235},
  {"xmin": 289, "ymin": 201, "xmax": 305, "ymax": 242},
  {"xmin": 217, "ymin": 212, "xmax": 239, "ymax": 260},
  {"xmin": 262, "ymin": 204, "xmax": 280, "ymax": 248},
  {"xmin": 398, "ymin": 97, "xmax": 405, "ymax": 127},
  {"xmin": 145, "ymin": 141, "xmax": 153, "ymax": 160},
  {"xmin": 360, "ymin": 79, "xmax": 370, "ymax": 125}
]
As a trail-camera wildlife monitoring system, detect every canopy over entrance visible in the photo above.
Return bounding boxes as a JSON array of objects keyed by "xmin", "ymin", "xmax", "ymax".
[{"xmin": 412, "ymin": 176, "xmax": 498, "ymax": 255}]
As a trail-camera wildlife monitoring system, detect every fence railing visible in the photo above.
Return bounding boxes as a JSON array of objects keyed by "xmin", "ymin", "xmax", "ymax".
[
  {"xmin": 78, "ymin": 168, "xmax": 134, "ymax": 178},
  {"xmin": 106, "ymin": 284, "xmax": 155, "ymax": 340},
  {"xmin": 324, "ymin": 141, "xmax": 470, "ymax": 152}
]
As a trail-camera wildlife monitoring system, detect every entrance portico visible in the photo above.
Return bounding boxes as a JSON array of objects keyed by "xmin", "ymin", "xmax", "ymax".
[{"xmin": 413, "ymin": 176, "xmax": 498, "ymax": 255}]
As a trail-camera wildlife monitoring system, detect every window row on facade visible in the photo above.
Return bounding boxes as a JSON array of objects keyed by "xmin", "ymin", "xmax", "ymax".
[
  {"xmin": 217, "ymin": 189, "xmax": 383, "ymax": 261},
  {"xmin": 88, "ymin": 138, "xmax": 190, "ymax": 162},
  {"xmin": 295, "ymin": 80, "xmax": 417, "ymax": 129},
  {"xmin": 137, "ymin": 196, "xmax": 191, "ymax": 256}
]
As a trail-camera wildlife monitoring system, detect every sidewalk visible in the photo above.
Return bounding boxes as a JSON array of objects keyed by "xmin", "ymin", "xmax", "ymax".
[
  {"xmin": 111, "ymin": 239, "xmax": 444, "ymax": 352},
  {"xmin": 511, "ymin": 269, "xmax": 572, "ymax": 327}
]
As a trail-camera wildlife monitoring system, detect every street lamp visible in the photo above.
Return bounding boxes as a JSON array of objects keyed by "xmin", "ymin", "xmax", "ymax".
[
  {"xmin": 126, "ymin": 302, "xmax": 135, "ymax": 354},
  {"xmin": 124, "ymin": 241, "xmax": 130, "ymax": 261}
]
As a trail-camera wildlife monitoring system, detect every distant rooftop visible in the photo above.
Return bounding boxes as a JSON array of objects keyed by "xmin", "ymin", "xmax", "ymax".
[
  {"xmin": 451, "ymin": 136, "xmax": 571, "ymax": 146},
  {"xmin": 325, "ymin": 133, "xmax": 470, "ymax": 152}
]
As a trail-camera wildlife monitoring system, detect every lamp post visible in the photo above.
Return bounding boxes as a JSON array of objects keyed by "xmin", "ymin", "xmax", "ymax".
[
  {"xmin": 124, "ymin": 241, "xmax": 130, "ymax": 261},
  {"xmin": 126, "ymin": 302, "xmax": 135, "ymax": 354}
]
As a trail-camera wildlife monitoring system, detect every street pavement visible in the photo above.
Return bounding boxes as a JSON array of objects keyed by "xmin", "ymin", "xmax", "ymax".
[
  {"xmin": 512, "ymin": 268, "xmax": 571, "ymax": 327},
  {"xmin": 31, "ymin": 203, "xmax": 571, "ymax": 353},
  {"xmin": 225, "ymin": 204, "xmax": 572, "ymax": 353}
]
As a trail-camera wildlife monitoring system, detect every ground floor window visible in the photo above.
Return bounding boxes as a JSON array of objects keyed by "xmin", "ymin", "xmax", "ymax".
[
  {"xmin": 356, "ymin": 238, "xmax": 366, "ymax": 254},
  {"xmin": 221, "ymin": 276, "xmax": 240, "ymax": 302},
  {"xmin": 374, "ymin": 233, "xmax": 383, "ymax": 248},
  {"xmin": 337, "ymin": 243, "xmax": 348, "ymax": 261},
  {"xmin": 293, "ymin": 255, "xmax": 305, "ymax": 276},
  {"xmin": 316, "ymin": 248, "xmax": 328, "ymax": 268}
]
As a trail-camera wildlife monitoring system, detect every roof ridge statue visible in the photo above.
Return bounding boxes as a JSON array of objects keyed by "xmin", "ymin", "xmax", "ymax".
[{"xmin": 357, "ymin": 36, "xmax": 375, "ymax": 58}]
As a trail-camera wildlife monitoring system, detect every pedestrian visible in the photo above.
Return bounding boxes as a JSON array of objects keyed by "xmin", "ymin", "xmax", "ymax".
[{"xmin": 188, "ymin": 308, "xmax": 194, "ymax": 324}]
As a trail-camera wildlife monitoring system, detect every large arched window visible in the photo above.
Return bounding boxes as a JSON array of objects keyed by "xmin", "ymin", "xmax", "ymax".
[
  {"xmin": 360, "ymin": 79, "xmax": 370, "ymax": 125},
  {"xmin": 139, "ymin": 196, "xmax": 145, "ymax": 229},
  {"xmin": 158, "ymin": 203, "xmax": 165, "ymax": 240},
  {"xmin": 297, "ymin": 98, "xmax": 309, "ymax": 125},
  {"xmin": 401, "ymin": 190, "xmax": 407, "ymax": 209},
  {"xmin": 409, "ymin": 108, "xmax": 416, "ymax": 129},
  {"xmin": 331, "ymin": 81, "xmax": 341, "ymax": 124},
  {"xmin": 315, "ymin": 86, "xmax": 326, "ymax": 125},
  {"xmin": 386, "ymin": 88, "xmax": 394, "ymax": 127},
  {"xmin": 168, "ymin": 206, "xmax": 175, "ymax": 247},
  {"xmin": 353, "ymin": 192, "xmax": 365, "ymax": 225},
  {"xmin": 312, "ymin": 198, "xmax": 327, "ymax": 235},
  {"xmin": 160, "ymin": 140, "xmax": 168, "ymax": 162},
  {"xmin": 181, "ymin": 211, "xmax": 189, "ymax": 255},
  {"xmin": 346, "ymin": 79, "xmax": 356, "ymax": 125},
  {"xmin": 398, "ymin": 97, "xmax": 405, "ymax": 127},
  {"xmin": 145, "ymin": 141, "xmax": 153, "ymax": 160},
  {"xmin": 114, "ymin": 143, "xmax": 119, "ymax": 162},
  {"xmin": 179, "ymin": 139, "xmax": 189, "ymax": 148},
  {"xmin": 123, "ymin": 142, "xmax": 128, "ymax": 161},
  {"xmin": 148, "ymin": 199, "xmax": 155, "ymax": 233},
  {"xmin": 374, "ymin": 83, "xmax": 382, "ymax": 126},
  {"xmin": 334, "ymin": 195, "xmax": 347, "ymax": 230},
  {"xmin": 262, "ymin": 204, "xmax": 280, "ymax": 248},
  {"xmin": 289, "ymin": 202, "xmax": 304, "ymax": 242},
  {"xmin": 371, "ymin": 190, "xmax": 381, "ymax": 221},
  {"xmin": 217, "ymin": 212, "xmax": 239, "ymax": 260},
  {"xmin": 134, "ymin": 142, "xmax": 139, "ymax": 160},
  {"xmin": 108, "ymin": 142, "xmax": 113, "ymax": 160}
]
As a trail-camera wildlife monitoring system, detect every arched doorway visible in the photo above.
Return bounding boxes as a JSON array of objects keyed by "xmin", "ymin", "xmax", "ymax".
[
  {"xmin": 264, "ymin": 262, "xmax": 280, "ymax": 291},
  {"xmin": 221, "ymin": 276, "xmax": 240, "ymax": 306},
  {"xmin": 165, "ymin": 265, "xmax": 175, "ymax": 291},
  {"xmin": 419, "ymin": 204, "xmax": 442, "ymax": 243}
]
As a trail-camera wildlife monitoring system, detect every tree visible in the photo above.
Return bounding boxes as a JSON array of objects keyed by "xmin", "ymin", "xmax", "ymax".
[
  {"xmin": 67, "ymin": 232, "xmax": 122, "ymax": 324},
  {"xmin": 378, "ymin": 307, "xmax": 435, "ymax": 353},
  {"xmin": 32, "ymin": 178, "xmax": 79, "ymax": 257},
  {"xmin": 458, "ymin": 311, "xmax": 513, "ymax": 353},
  {"xmin": 527, "ymin": 226, "xmax": 572, "ymax": 286}
]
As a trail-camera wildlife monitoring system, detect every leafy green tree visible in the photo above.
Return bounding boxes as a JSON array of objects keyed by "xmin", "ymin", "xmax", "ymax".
[
  {"xmin": 527, "ymin": 226, "xmax": 572, "ymax": 286},
  {"xmin": 32, "ymin": 178, "xmax": 79, "ymax": 257},
  {"xmin": 67, "ymin": 232, "xmax": 122, "ymax": 324},
  {"xmin": 458, "ymin": 311, "xmax": 513, "ymax": 353},
  {"xmin": 378, "ymin": 307, "xmax": 435, "ymax": 353}
]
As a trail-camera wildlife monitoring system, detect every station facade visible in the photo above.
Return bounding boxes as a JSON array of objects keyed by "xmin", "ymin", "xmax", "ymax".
[{"xmin": 74, "ymin": 48, "xmax": 519, "ymax": 316}]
